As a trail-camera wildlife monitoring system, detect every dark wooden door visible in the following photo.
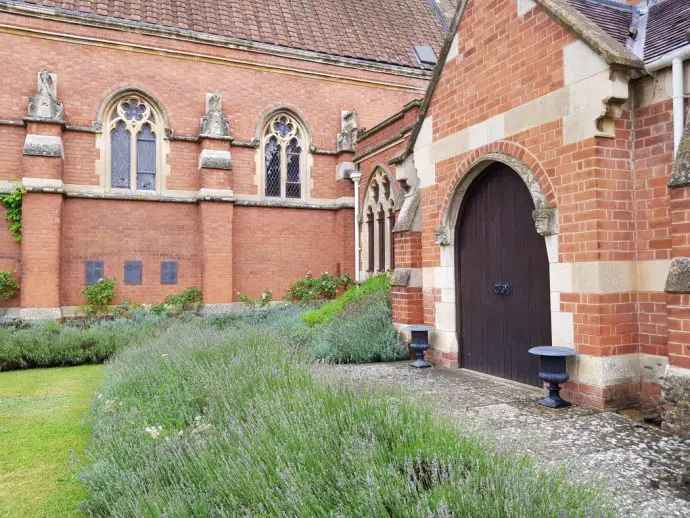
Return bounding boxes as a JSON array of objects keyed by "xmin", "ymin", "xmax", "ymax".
[{"xmin": 456, "ymin": 164, "xmax": 551, "ymax": 386}]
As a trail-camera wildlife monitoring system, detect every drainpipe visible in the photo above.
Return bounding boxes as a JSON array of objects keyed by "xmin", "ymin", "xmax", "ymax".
[
  {"xmin": 673, "ymin": 57, "xmax": 684, "ymax": 154},
  {"xmin": 350, "ymin": 171, "xmax": 362, "ymax": 282},
  {"xmin": 646, "ymin": 44, "xmax": 690, "ymax": 155}
]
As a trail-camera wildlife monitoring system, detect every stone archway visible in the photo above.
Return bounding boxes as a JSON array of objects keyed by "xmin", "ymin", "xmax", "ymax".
[{"xmin": 429, "ymin": 148, "xmax": 562, "ymax": 380}]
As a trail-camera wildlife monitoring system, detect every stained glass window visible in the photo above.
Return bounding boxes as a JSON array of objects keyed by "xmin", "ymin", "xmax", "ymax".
[
  {"xmin": 108, "ymin": 94, "xmax": 160, "ymax": 192},
  {"xmin": 263, "ymin": 112, "xmax": 305, "ymax": 199}
]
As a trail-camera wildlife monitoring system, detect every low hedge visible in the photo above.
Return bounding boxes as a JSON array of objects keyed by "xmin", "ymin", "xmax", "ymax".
[{"xmin": 0, "ymin": 314, "xmax": 165, "ymax": 371}]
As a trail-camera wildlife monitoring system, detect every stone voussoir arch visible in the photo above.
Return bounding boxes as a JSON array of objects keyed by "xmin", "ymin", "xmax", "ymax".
[{"xmin": 437, "ymin": 141, "xmax": 558, "ymax": 245}]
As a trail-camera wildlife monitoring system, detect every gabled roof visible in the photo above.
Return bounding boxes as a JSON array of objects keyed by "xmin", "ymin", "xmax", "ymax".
[
  {"xmin": 3, "ymin": 0, "xmax": 452, "ymax": 69},
  {"xmin": 395, "ymin": 0, "xmax": 644, "ymax": 164}
]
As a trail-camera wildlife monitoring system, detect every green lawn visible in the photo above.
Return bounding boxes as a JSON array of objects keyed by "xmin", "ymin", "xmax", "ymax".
[{"xmin": 0, "ymin": 365, "xmax": 104, "ymax": 517}]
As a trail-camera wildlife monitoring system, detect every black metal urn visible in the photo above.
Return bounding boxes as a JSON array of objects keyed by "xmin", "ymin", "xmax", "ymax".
[
  {"xmin": 401, "ymin": 324, "xmax": 433, "ymax": 369},
  {"xmin": 528, "ymin": 346, "xmax": 577, "ymax": 408}
]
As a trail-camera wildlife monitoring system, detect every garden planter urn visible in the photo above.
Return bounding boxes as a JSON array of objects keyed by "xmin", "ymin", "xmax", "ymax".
[
  {"xmin": 401, "ymin": 325, "xmax": 433, "ymax": 369},
  {"xmin": 528, "ymin": 346, "xmax": 577, "ymax": 409}
]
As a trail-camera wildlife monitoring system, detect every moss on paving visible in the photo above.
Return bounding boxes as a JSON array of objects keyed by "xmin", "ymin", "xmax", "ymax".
[{"xmin": 0, "ymin": 365, "xmax": 104, "ymax": 517}]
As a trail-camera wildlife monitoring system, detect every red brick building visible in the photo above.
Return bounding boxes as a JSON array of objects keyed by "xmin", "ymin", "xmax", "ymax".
[
  {"xmin": 356, "ymin": 0, "xmax": 689, "ymax": 429},
  {"xmin": 2, "ymin": 0, "xmax": 690, "ymax": 428},
  {"xmin": 0, "ymin": 0, "xmax": 452, "ymax": 315}
]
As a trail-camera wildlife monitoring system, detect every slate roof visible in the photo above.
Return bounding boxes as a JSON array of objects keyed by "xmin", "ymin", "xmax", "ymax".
[
  {"xmin": 567, "ymin": 0, "xmax": 632, "ymax": 46},
  {"xmin": 567, "ymin": 0, "xmax": 690, "ymax": 63},
  {"xmin": 645, "ymin": 0, "xmax": 690, "ymax": 63},
  {"xmin": 8, "ymin": 0, "xmax": 451, "ymax": 69}
]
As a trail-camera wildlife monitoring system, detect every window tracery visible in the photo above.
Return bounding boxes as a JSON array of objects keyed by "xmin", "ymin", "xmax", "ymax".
[
  {"xmin": 262, "ymin": 112, "xmax": 306, "ymax": 199},
  {"xmin": 106, "ymin": 94, "xmax": 162, "ymax": 191},
  {"xmin": 362, "ymin": 168, "xmax": 398, "ymax": 274}
]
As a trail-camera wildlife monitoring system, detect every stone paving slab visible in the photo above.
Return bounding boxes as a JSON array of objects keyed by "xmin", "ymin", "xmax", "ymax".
[{"xmin": 315, "ymin": 361, "xmax": 690, "ymax": 518}]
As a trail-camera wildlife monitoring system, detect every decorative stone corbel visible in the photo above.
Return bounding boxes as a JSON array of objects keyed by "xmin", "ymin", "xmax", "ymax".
[
  {"xmin": 199, "ymin": 92, "xmax": 230, "ymax": 138},
  {"xmin": 532, "ymin": 207, "xmax": 558, "ymax": 236},
  {"xmin": 434, "ymin": 226, "xmax": 450, "ymax": 246},
  {"xmin": 27, "ymin": 70, "xmax": 64, "ymax": 121},
  {"xmin": 336, "ymin": 110, "xmax": 357, "ymax": 152},
  {"xmin": 595, "ymin": 69, "xmax": 630, "ymax": 138},
  {"xmin": 664, "ymin": 258, "xmax": 690, "ymax": 294},
  {"xmin": 336, "ymin": 161, "xmax": 355, "ymax": 181},
  {"xmin": 390, "ymin": 268, "xmax": 412, "ymax": 287},
  {"xmin": 394, "ymin": 153, "xmax": 420, "ymax": 193}
]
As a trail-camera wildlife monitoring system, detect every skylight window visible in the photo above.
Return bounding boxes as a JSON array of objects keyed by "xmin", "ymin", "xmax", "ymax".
[{"xmin": 413, "ymin": 45, "xmax": 437, "ymax": 67}]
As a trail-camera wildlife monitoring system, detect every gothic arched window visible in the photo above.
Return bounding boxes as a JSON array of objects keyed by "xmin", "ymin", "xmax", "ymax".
[
  {"xmin": 106, "ymin": 94, "xmax": 162, "ymax": 191},
  {"xmin": 262, "ymin": 112, "xmax": 306, "ymax": 199},
  {"xmin": 361, "ymin": 168, "xmax": 399, "ymax": 276}
]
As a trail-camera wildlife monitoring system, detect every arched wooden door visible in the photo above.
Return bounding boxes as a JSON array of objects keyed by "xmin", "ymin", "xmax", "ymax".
[{"xmin": 455, "ymin": 163, "xmax": 551, "ymax": 386}]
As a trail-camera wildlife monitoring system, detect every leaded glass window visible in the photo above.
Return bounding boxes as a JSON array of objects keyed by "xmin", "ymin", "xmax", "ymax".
[
  {"xmin": 136, "ymin": 124, "xmax": 156, "ymax": 190},
  {"xmin": 262, "ymin": 112, "xmax": 306, "ymax": 199},
  {"xmin": 111, "ymin": 121, "xmax": 131, "ymax": 188},
  {"xmin": 265, "ymin": 136, "xmax": 281, "ymax": 197},
  {"xmin": 107, "ymin": 94, "xmax": 160, "ymax": 192}
]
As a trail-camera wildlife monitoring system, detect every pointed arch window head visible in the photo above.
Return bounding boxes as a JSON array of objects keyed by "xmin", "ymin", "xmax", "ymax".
[
  {"xmin": 361, "ymin": 168, "xmax": 399, "ymax": 275},
  {"xmin": 262, "ymin": 112, "xmax": 306, "ymax": 199},
  {"xmin": 107, "ymin": 94, "xmax": 162, "ymax": 192}
]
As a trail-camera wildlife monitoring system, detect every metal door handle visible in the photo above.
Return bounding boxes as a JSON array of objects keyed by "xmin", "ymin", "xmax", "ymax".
[{"xmin": 494, "ymin": 283, "xmax": 510, "ymax": 295}]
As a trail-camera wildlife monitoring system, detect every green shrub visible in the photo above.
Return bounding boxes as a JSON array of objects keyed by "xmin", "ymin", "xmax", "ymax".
[
  {"xmin": 302, "ymin": 273, "xmax": 390, "ymax": 327},
  {"xmin": 152, "ymin": 287, "xmax": 203, "ymax": 316},
  {"xmin": 80, "ymin": 318, "xmax": 606, "ymax": 517},
  {"xmin": 0, "ymin": 316, "xmax": 163, "ymax": 371},
  {"xmin": 237, "ymin": 290, "xmax": 273, "ymax": 309},
  {"xmin": 80, "ymin": 278, "xmax": 116, "ymax": 316},
  {"xmin": 284, "ymin": 272, "xmax": 352, "ymax": 303},
  {"xmin": 311, "ymin": 294, "xmax": 407, "ymax": 363},
  {"xmin": 0, "ymin": 270, "xmax": 19, "ymax": 301}
]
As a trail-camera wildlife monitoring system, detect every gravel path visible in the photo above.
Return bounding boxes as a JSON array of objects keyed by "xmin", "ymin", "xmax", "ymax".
[{"xmin": 314, "ymin": 362, "xmax": 690, "ymax": 518}]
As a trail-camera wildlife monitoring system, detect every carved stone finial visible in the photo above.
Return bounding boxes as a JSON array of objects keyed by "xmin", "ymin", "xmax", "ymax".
[
  {"xmin": 434, "ymin": 226, "xmax": 450, "ymax": 246},
  {"xmin": 336, "ymin": 110, "xmax": 357, "ymax": 152},
  {"xmin": 27, "ymin": 70, "xmax": 64, "ymax": 121},
  {"xmin": 200, "ymin": 92, "xmax": 230, "ymax": 138},
  {"xmin": 532, "ymin": 207, "xmax": 558, "ymax": 236}
]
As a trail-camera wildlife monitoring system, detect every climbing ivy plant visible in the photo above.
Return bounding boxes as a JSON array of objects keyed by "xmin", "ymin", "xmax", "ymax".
[
  {"xmin": 0, "ymin": 185, "xmax": 26, "ymax": 242},
  {"xmin": 0, "ymin": 271, "xmax": 19, "ymax": 301}
]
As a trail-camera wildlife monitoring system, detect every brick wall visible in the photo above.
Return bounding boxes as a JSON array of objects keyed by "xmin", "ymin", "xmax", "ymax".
[
  {"xmin": 232, "ymin": 206, "xmax": 353, "ymax": 299},
  {"xmin": 0, "ymin": 9, "xmax": 428, "ymax": 311},
  {"xmin": 61, "ymin": 199, "xmax": 202, "ymax": 306}
]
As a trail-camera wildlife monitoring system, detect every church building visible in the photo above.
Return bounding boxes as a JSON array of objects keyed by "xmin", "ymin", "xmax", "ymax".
[{"xmin": 2, "ymin": 0, "xmax": 690, "ymax": 429}]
